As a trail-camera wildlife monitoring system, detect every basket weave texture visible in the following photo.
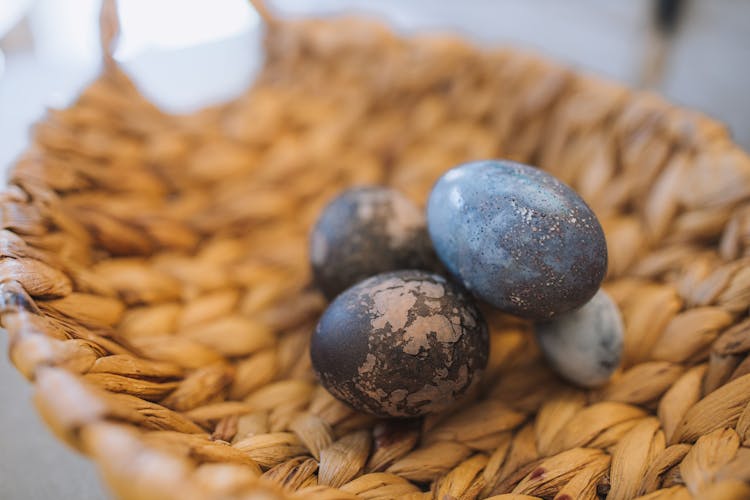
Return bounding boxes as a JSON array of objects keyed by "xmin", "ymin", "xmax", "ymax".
[{"xmin": 3, "ymin": 6, "xmax": 750, "ymax": 500}]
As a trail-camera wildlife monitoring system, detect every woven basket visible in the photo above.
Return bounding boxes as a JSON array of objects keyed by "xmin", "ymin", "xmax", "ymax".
[{"xmin": 3, "ymin": 2, "xmax": 750, "ymax": 499}]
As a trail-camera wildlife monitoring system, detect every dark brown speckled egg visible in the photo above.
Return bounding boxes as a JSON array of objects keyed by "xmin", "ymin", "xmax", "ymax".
[
  {"xmin": 310, "ymin": 186, "xmax": 437, "ymax": 299},
  {"xmin": 311, "ymin": 270, "xmax": 488, "ymax": 418}
]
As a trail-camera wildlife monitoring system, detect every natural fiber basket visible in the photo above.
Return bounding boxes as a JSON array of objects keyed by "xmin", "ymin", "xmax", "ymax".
[{"xmin": 3, "ymin": 1, "xmax": 750, "ymax": 499}]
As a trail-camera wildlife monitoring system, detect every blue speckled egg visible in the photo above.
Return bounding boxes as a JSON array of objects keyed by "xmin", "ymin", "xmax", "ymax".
[
  {"xmin": 310, "ymin": 186, "xmax": 437, "ymax": 299},
  {"xmin": 535, "ymin": 289, "xmax": 623, "ymax": 387},
  {"xmin": 427, "ymin": 160, "xmax": 607, "ymax": 319}
]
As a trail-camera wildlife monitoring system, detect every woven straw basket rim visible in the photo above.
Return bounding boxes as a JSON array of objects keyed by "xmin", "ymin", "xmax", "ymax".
[{"xmin": 3, "ymin": 1, "xmax": 750, "ymax": 499}]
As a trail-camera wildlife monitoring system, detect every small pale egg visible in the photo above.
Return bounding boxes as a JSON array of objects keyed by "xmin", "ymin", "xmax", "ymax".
[
  {"xmin": 534, "ymin": 289, "xmax": 623, "ymax": 388},
  {"xmin": 311, "ymin": 270, "xmax": 488, "ymax": 417}
]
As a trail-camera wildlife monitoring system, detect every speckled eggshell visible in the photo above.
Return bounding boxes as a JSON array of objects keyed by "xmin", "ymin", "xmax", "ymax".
[
  {"xmin": 535, "ymin": 289, "xmax": 623, "ymax": 388},
  {"xmin": 427, "ymin": 160, "xmax": 608, "ymax": 319},
  {"xmin": 311, "ymin": 270, "xmax": 489, "ymax": 418},
  {"xmin": 310, "ymin": 186, "xmax": 437, "ymax": 299}
]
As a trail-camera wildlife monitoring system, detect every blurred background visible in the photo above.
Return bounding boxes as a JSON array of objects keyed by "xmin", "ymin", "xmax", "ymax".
[{"xmin": 0, "ymin": 0, "xmax": 748, "ymax": 498}]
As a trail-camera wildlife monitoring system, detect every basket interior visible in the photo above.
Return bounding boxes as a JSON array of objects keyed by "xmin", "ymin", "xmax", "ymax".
[{"xmin": 3, "ymin": 13, "xmax": 750, "ymax": 500}]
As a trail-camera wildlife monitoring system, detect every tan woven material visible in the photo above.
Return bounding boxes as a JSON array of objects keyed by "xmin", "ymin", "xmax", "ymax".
[{"xmin": 3, "ymin": 3, "xmax": 750, "ymax": 499}]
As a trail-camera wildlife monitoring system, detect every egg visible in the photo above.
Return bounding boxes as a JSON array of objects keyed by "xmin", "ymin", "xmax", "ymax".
[
  {"xmin": 310, "ymin": 186, "xmax": 437, "ymax": 299},
  {"xmin": 427, "ymin": 160, "xmax": 607, "ymax": 320},
  {"xmin": 310, "ymin": 270, "xmax": 488, "ymax": 418},
  {"xmin": 534, "ymin": 289, "xmax": 623, "ymax": 387}
]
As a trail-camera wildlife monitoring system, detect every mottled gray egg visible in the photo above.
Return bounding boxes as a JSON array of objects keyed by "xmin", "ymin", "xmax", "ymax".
[
  {"xmin": 534, "ymin": 289, "xmax": 623, "ymax": 388},
  {"xmin": 310, "ymin": 186, "xmax": 437, "ymax": 299},
  {"xmin": 427, "ymin": 160, "xmax": 608, "ymax": 320},
  {"xmin": 311, "ymin": 270, "xmax": 488, "ymax": 418}
]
